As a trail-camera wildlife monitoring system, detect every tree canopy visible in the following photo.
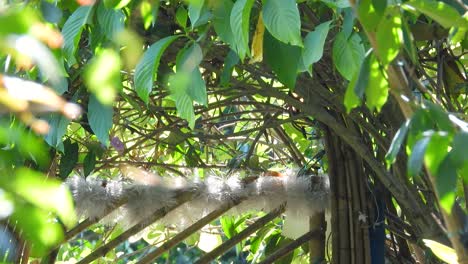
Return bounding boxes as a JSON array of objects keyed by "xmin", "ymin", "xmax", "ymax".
[{"xmin": 0, "ymin": 0, "xmax": 467, "ymax": 263}]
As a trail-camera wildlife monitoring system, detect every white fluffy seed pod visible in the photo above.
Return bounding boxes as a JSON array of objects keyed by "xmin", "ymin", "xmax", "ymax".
[
  {"xmin": 116, "ymin": 184, "xmax": 177, "ymax": 228},
  {"xmin": 161, "ymin": 175, "xmax": 243, "ymax": 230},
  {"xmin": 66, "ymin": 176, "xmax": 124, "ymax": 220}
]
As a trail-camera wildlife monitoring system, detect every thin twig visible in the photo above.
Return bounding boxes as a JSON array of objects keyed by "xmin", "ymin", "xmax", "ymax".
[
  {"xmin": 195, "ymin": 205, "xmax": 285, "ymax": 264},
  {"xmin": 76, "ymin": 189, "xmax": 197, "ymax": 264},
  {"xmin": 137, "ymin": 197, "xmax": 245, "ymax": 264},
  {"xmin": 258, "ymin": 229, "xmax": 321, "ymax": 264}
]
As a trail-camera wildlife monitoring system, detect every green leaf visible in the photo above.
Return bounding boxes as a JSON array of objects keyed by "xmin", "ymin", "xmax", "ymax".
[
  {"xmin": 372, "ymin": 0, "xmax": 386, "ymax": 14},
  {"xmin": 344, "ymin": 72, "xmax": 361, "ymax": 112},
  {"xmin": 175, "ymin": 43, "xmax": 207, "ymax": 105},
  {"xmin": 220, "ymin": 216, "xmax": 235, "ymax": 239},
  {"xmin": 342, "ymin": 8, "xmax": 354, "ymax": 38},
  {"xmin": 177, "ymin": 43, "xmax": 203, "ymax": 73},
  {"xmin": 408, "ymin": 136, "xmax": 431, "ymax": 177},
  {"xmin": 365, "ymin": 54, "xmax": 389, "ymax": 111},
  {"xmin": 262, "ymin": 0, "xmax": 302, "ymax": 47},
  {"xmin": 62, "ymin": 5, "xmax": 93, "ymax": 66},
  {"xmin": 0, "ymin": 8, "xmax": 37, "ymax": 36},
  {"xmin": 212, "ymin": 0, "xmax": 235, "ymax": 45},
  {"xmin": 302, "ymin": 20, "xmax": 332, "ymax": 67},
  {"xmin": 168, "ymin": 72, "xmax": 196, "ymax": 128},
  {"xmin": 10, "ymin": 203, "xmax": 64, "ymax": 256},
  {"xmin": 83, "ymin": 151, "xmax": 96, "ymax": 177},
  {"xmin": 220, "ymin": 49, "xmax": 239, "ymax": 87},
  {"xmin": 332, "ymin": 32, "xmax": 365, "ymax": 81},
  {"xmin": 176, "ymin": 5, "xmax": 188, "ymax": 28},
  {"xmin": 140, "ymin": 0, "xmax": 159, "ymax": 29},
  {"xmin": 320, "ymin": 0, "xmax": 350, "ymax": 9},
  {"xmin": 376, "ymin": 6, "xmax": 403, "ymax": 66},
  {"xmin": 97, "ymin": 3, "xmax": 125, "ymax": 39},
  {"xmin": 264, "ymin": 30, "xmax": 301, "ymax": 88},
  {"xmin": 59, "ymin": 139, "xmax": 79, "ymax": 179},
  {"xmin": 357, "ymin": 0, "xmax": 381, "ymax": 33},
  {"xmin": 353, "ymin": 52, "xmax": 372, "ymax": 99},
  {"xmin": 187, "ymin": 69, "xmax": 207, "ymax": 106},
  {"xmin": 5, "ymin": 168, "xmax": 76, "ymax": 228},
  {"xmin": 134, "ymin": 35, "xmax": 180, "ymax": 104},
  {"xmin": 84, "ymin": 48, "xmax": 122, "ymax": 105},
  {"xmin": 423, "ymin": 131, "xmax": 451, "ymax": 175},
  {"xmin": 230, "ymin": 0, "xmax": 255, "ymax": 60},
  {"xmin": 44, "ymin": 113, "xmax": 70, "ymax": 151},
  {"xmin": 425, "ymin": 101, "xmax": 453, "ymax": 132},
  {"xmin": 188, "ymin": 0, "xmax": 206, "ymax": 28},
  {"xmin": 436, "ymin": 155, "xmax": 457, "ymax": 212},
  {"xmin": 0, "ymin": 123, "xmax": 48, "ymax": 166},
  {"xmin": 423, "ymin": 239, "xmax": 458, "ymax": 264},
  {"xmin": 385, "ymin": 119, "xmax": 411, "ymax": 166},
  {"xmin": 450, "ymin": 132, "xmax": 468, "ymax": 167},
  {"xmin": 404, "ymin": 0, "xmax": 467, "ymax": 29},
  {"xmin": 401, "ymin": 19, "xmax": 418, "ymax": 63},
  {"xmin": 88, "ymin": 95, "xmax": 113, "ymax": 146},
  {"xmin": 103, "ymin": 0, "xmax": 131, "ymax": 9}
]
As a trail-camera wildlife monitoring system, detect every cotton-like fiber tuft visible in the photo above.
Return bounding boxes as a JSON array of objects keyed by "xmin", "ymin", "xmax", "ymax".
[{"xmin": 66, "ymin": 176, "xmax": 124, "ymax": 220}]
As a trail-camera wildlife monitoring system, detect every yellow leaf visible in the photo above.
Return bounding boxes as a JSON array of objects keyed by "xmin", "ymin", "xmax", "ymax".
[
  {"xmin": 249, "ymin": 13, "xmax": 264, "ymax": 64},
  {"xmin": 423, "ymin": 239, "xmax": 458, "ymax": 264}
]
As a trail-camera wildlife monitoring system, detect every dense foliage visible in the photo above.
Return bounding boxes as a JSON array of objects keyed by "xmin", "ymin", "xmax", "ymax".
[{"xmin": 0, "ymin": 0, "xmax": 467, "ymax": 263}]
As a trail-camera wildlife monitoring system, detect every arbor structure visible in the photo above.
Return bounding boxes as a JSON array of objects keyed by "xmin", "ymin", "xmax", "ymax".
[{"xmin": 0, "ymin": 0, "xmax": 467, "ymax": 263}]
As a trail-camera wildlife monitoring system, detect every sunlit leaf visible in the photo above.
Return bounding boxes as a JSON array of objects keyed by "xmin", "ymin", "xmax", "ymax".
[
  {"xmin": 385, "ymin": 120, "xmax": 410, "ymax": 166},
  {"xmin": 4, "ymin": 168, "xmax": 76, "ymax": 228},
  {"xmin": 423, "ymin": 239, "xmax": 458, "ymax": 264},
  {"xmin": 114, "ymin": 29, "xmax": 144, "ymax": 69},
  {"xmin": 365, "ymin": 54, "xmax": 389, "ymax": 111},
  {"xmin": 404, "ymin": 0, "xmax": 467, "ymax": 29},
  {"xmin": 424, "ymin": 132, "xmax": 451, "ymax": 175},
  {"xmin": 134, "ymin": 35, "xmax": 180, "ymax": 104},
  {"xmin": 198, "ymin": 228, "xmax": 222, "ymax": 252},
  {"xmin": 62, "ymin": 5, "xmax": 93, "ymax": 66},
  {"xmin": 376, "ymin": 6, "xmax": 403, "ymax": 66},
  {"xmin": 262, "ymin": 0, "xmax": 302, "ymax": 47},
  {"xmin": 0, "ymin": 8, "xmax": 37, "ymax": 36},
  {"xmin": 140, "ymin": 0, "xmax": 159, "ymax": 30},
  {"xmin": 357, "ymin": 0, "xmax": 381, "ymax": 33},
  {"xmin": 5, "ymin": 35, "xmax": 68, "ymax": 93},
  {"xmin": 230, "ymin": 0, "xmax": 254, "ymax": 60},
  {"xmin": 435, "ymin": 155, "xmax": 457, "ymax": 212},
  {"xmin": 9, "ymin": 203, "xmax": 64, "ymax": 256},
  {"xmin": 88, "ymin": 95, "xmax": 113, "ymax": 146},
  {"xmin": 0, "ymin": 123, "xmax": 49, "ymax": 166},
  {"xmin": 104, "ymin": 0, "xmax": 131, "ymax": 9},
  {"xmin": 84, "ymin": 48, "xmax": 122, "ymax": 105}
]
